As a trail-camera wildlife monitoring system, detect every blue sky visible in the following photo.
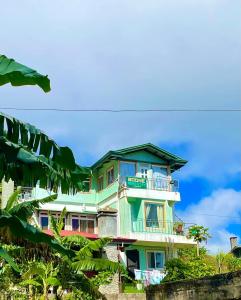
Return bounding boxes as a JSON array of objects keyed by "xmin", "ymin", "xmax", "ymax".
[{"xmin": 1, "ymin": 0, "xmax": 240, "ymax": 252}]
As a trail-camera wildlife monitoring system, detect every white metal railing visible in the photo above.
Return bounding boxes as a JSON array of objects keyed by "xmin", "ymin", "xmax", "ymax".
[{"xmin": 119, "ymin": 176, "xmax": 179, "ymax": 192}]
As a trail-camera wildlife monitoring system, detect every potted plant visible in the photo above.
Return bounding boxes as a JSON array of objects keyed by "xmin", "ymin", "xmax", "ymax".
[{"xmin": 174, "ymin": 221, "xmax": 184, "ymax": 235}]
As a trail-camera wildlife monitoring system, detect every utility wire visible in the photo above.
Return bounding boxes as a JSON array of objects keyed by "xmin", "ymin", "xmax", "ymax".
[{"xmin": 0, "ymin": 107, "xmax": 241, "ymax": 113}]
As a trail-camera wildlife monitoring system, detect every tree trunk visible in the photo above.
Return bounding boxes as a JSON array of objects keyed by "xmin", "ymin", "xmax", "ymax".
[{"xmin": 197, "ymin": 241, "xmax": 199, "ymax": 256}]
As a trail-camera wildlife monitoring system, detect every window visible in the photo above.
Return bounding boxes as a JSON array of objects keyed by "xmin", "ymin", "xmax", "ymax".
[
  {"xmin": 120, "ymin": 162, "xmax": 136, "ymax": 177},
  {"xmin": 40, "ymin": 214, "xmax": 49, "ymax": 230},
  {"xmin": 97, "ymin": 176, "xmax": 104, "ymax": 191},
  {"xmin": 39, "ymin": 212, "xmax": 65, "ymax": 230},
  {"xmin": 71, "ymin": 214, "xmax": 95, "ymax": 233},
  {"xmin": 147, "ymin": 251, "xmax": 165, "ymax": 269},
  {"xmin": 145, "ymin": 202, "xmax": 164, "ymax": 228},
  {"xmin": 107, "ymin": 167, "xmax": 114, "ymax": 185}
]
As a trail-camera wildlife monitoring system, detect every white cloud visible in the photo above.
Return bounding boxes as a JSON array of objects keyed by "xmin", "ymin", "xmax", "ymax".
[
  {"xmin": 177, "ymin": 189, "xmax": 241, "ymax": 253},
  {"xmin": 0, "ymin": 0, "xmax": 240, "ymax": 181}
]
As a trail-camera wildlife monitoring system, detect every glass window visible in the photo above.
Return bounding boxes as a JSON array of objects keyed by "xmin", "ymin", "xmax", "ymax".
[
  {"xmin": 80, "ymin": 219, "xmax": 87, "ymax": 232},
  {"xmin": 40, "ymin": 216, "xmax": 49, "ymax": 230},
  {"xmin": 152, "ymin": 166, "xmax": 168, "ymax": 177},
  {"xmin": 120, "ymin": 162, "xmax": 136, "ymax": 177},
  {"xmin": 72, "ymin": 219, "xmax": 79, "ymax": 231},
  {"xmin": 88, "ymin": 220, "xmax": 94, "ymax": 233},
  {"xmin": 97, "ymin": 176, "xmax": 104, "ymax": 191},
  {"xmin": 147, "ymin": 252, "xmax": 165, "ymax": 269},
  {"xmin": 107, "ymin": 167, "xmax": 114, "ymax": 185},
  {"xmin": 145, "ymin": 203, "xmax": 163, "ymax": 228}
]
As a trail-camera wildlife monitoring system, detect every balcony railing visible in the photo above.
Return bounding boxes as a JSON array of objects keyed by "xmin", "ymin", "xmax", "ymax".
[
  {"xmin": 132, "ymin": 219, "xmax": 189, "ymax": 236},
  {"xmin": 119, "ymin": 176, "xmax": 179, "ymax": 192}
]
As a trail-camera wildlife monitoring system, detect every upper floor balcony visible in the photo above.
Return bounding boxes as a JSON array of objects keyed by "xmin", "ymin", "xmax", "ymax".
[
  {"xmin": 119, "ymin": 176, "xmax": 179, "ymax": 192},
  {"xmin": 118, "ymin": 176, "xmax": 180, "ymax": 201}
]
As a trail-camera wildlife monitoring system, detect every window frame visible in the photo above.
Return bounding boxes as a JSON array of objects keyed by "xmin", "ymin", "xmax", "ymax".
[
  {"xmin": 39, "ymin": 211, "xmax": 66, "ymax": 230},
  {"xmin": 106, "ymin": 166, "xmax": 115, "ymax": 186},
  {"xmin": 144, "ymin": 200, "xmax": 165, "ymax": 230},
  {"xmin": 146, "ymin": 250, "xmax": 165, "ymax": 270},
  {"xmin": 97, "ymin": 175, "xmax": 104, "ymax": 191},
  {"xmin": 70, "ymin": 213, "xmax": 96, "ymax": 234}
]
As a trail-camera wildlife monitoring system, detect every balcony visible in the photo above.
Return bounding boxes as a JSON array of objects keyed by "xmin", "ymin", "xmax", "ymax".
[
  {"xmin": 119, "ymin": 176, "xmax": 179, "ymax": 192},
  {"xmin": 125, "ymin": 219, "xmax": 196, "ymax": 245},
  {"xmin": 132, "ymin": 219, "xmax": 188, "ymax": 235},
  {"xmin": 119, "ymin": 177, "xmax": 180, "ymax": 201}
]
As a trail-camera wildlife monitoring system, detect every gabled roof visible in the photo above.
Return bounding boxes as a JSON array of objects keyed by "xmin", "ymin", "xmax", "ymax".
[{"xmin": 91, "ymin": 143, "xmax": 187, "ymax": 172}]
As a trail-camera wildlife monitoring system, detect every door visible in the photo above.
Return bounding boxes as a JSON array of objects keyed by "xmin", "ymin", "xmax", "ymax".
[
  {"xmin": 126, "ymin": 249, "xmax": 140, "ymax": 278},
  {"xmin": 137, "ymin": 163, "xmax": 152, "ymax": 188}
]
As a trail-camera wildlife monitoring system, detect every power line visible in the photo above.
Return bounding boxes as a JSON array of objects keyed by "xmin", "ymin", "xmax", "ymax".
[{"xmin": 0, "ymin": 107, "xmax": 241, "ymax": 113}]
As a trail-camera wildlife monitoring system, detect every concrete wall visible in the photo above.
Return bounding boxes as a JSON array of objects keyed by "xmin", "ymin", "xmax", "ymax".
[
  {"xmin": 105, "ymin": 294, "xmax": 146, "ymax": 300},
  {"xmin": 99, "ymin": 245, "xmax": 120, "ymax": 295},
  {"xmin": 146, "ymin": 270, "xmax": 241, "ymax": 300}
]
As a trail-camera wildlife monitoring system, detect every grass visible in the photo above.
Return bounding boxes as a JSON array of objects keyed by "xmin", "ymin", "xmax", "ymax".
[{"xmin": 123, "ymin": 283, "xmax": 145, "ymax": 294}]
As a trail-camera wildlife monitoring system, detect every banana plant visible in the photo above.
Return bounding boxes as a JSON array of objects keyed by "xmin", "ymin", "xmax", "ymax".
[
  {"xmin": 0, "ymin": 189, "xmax": 75, "ymax": 272},
  {"xmin": 0, "ymin": 112, "xmax": 90, "ymax": 194},
  {"xmin": 20, "ymin": 261, "xmax": 61, "ymax": 300}
]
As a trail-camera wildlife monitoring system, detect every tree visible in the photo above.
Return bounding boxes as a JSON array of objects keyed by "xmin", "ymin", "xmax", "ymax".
[
  {"xmin": 188, "ymin": 225, "xmax": 211, "ymax": 256},
  {"xmin": 164, "ymin": 247, "xmax": 215, "ymax": 282},
  {"xmin": 20, "ymin": 261, "xmax": 61, "ymax": 300},
  {"xmin": 0, "ymin": 189, "xmax": 75, "ymax": 272}
]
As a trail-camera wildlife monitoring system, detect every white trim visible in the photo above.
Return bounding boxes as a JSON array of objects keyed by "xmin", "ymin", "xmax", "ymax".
[
  {"xmin": 39, "ymin": 203, "xmax": 97, "ymax": 213},
  {"xmin": 119, "ymin": 188, "xmax": 181, "ymax": 201}
]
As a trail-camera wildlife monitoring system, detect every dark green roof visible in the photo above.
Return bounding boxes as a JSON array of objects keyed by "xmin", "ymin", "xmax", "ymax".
[{"xmin": 91, "ymin": 143, "xmax": 187, "ymax": 172}]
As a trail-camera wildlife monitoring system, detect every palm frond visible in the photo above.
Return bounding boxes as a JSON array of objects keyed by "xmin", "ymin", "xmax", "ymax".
[
  {"xmin": 0, "ymin": 214, "xmax": 75, "ymax": 259},
  {"xmin": 0, "ymin": 112, "xmax": 90, "ymax": 193},
  {"xmin": 62, "ymin": 235, "xmax": 89, "ymax": 248},
  {"xmin": 77, "ymin": 237, "xmax": 111, "ymax": 258},
  {"xmin": 0, "ymin": 245, "xmax": 19, "ymax": 272},
  {"xmin": 57, "ymin": 207, "xmax": 67, "ymax": 234},
  {"xmin": 0, "ymin": 54, "xmax": 50, "ymax": 92},
  {"xmin": 19, "ymin": 279, "xmax": 41, "ymax": 287},
  {"xmin": 72, "ymin": 258, "xmax": 120, "ymax": 273},
  {"xmin": 4, "ymin": 187, "xmax": 21, "ymax": 211},
  {"xmin": 9, "ymin": 194, "xmax": 57, "ymax": 221}
]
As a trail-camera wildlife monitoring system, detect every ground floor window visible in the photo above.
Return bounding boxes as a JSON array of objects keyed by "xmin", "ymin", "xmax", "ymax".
[
  {"xmin": 146, "ymin": 251, "xmax": 165, "ymax": 269},
  {"xmin": 71, "ymin": 214, "xmax": 95, "ymax": 233},
  {"xmin": 39, "ymin": 212, "xmax": 65, "ymax": 230}
]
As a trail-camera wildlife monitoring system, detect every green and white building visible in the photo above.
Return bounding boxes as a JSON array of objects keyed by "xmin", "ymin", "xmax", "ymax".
[
  {"xmin": 34, "ymin": 143, "xmax": 195, "ymax": 276},
  {"xmin": 1, "ymin": 143, "xmax": 195, "ymax": 288}
]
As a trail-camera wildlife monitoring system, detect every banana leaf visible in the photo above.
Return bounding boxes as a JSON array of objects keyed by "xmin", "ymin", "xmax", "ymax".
[
  {"xmin": 0, "ymin": 112, "xmax": 90, "ymax": 193},
  {"xmin": 0, "ymin": 54, "xmax": 50, "ymax": 92},
  {"xmin": 0, "ymin": 213, "xmax": 75, "ymax": 259}
]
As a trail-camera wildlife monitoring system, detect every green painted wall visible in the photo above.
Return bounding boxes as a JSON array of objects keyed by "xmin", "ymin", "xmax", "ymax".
[
  {"xmin": 126, "ymin": 245, "xmax": 167, "ymax": 271},
  {"xmin": 119, "ymin": 197, "xmax": 131, "ymax": 235},
  {"xmin": 126, "ymin": 198, "xmax": 174, "ymax": 234},
  {"xmin": 122, "ymin": 150, "xmax": 166, "ymax": 164}
]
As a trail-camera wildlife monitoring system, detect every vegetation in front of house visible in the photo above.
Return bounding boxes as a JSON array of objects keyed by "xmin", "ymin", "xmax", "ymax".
[{"xmin": 163, "ymin": 247, "xmax": 241, "ymax": 283}]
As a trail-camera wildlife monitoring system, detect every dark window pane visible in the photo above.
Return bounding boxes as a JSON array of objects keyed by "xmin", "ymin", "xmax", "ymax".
[
  {"xmin": 147, "ymin": 252, "xmax": 155, "ymax": 269},
  {"xmin": 72, "ymin": 219, "xmax": 79, "ymax": 231},
  {"xmin": 41, "ymin": 216, "xmax": 48, "ymax": 230}
]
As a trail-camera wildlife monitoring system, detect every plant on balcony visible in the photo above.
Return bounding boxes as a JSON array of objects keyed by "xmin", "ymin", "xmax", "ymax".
[{"xmin": 173, "ymin": 221, "xmax": 184, "ymax": 235}]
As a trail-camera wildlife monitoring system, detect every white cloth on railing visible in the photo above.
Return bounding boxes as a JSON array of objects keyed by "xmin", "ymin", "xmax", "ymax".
[{"xmin": 134, "ymin": 269, "xmax": 165, "ymax": 285}]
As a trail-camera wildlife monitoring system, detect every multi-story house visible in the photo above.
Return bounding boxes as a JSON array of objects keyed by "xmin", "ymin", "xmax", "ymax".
[{"xmin": 1, "ymin": 143, "xmax": 195, "ymax": 292}]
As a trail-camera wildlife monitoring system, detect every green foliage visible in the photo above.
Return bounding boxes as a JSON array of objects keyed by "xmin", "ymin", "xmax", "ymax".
[
  {"xmin": 90, "ymin": 271, "xmax": 113, "ymax": 287},
  {"xmin": 0, "ymin": 112, "xmax": 90, "ymax": 193},
  {"xmin": 0, "ymin": 54, "xmax": 51, "ymax": 92},
  {"xmin": 188, "ymin": 225, "xmax": 211, "ymax": 243},
  {"xmin": 164, "ymin": 247, "xmax": 215, "ymax": 282}
]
